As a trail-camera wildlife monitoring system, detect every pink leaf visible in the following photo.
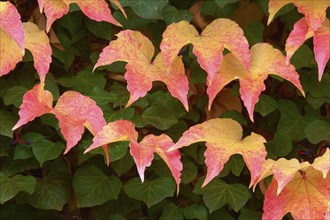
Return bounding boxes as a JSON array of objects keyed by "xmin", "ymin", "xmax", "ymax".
[
  {"xmin": 314, "ymin": 19, "xmax": 330, "ymax": 81},
  {"xmin": 12, "ymin": 83, "xmax": 53, "ymax": 130},
  {"xmin": 130, "ymin": 134, "xmax": 182, "ymax": 193},
  {"xmin": 94, "ymin": 30, "xmax": 189, "ymax": 110},
  {"xmin": 53, "ymin": 91, "xmax": 107, "ymax": 156}
]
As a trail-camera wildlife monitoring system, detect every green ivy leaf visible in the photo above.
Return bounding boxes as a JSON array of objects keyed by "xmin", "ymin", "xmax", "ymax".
[
  {"xmin": 238, "ymin": 207, "xmax": 262, "ymax": 220},
  {"xmin": 0, "ymin": 173, "xmax": 37, "ymax": 204},
  {"xmin": 3, "ymin": 86, "xmax": 28, "ymax": 107},
  {"xmin": 304, "ymin": 120, "xmax": 330, "ymax": 144},
  {"xmin": 0, "ymin": 110, "xmax": 17, "ymax": 138},
  {"xmin": 32, "ymin": 140, "xmax": 65, "ymax": 166},
  {"xmin": 120, "ymin": 0, "xmax": 169, "ymax": 19},
  {"xmin": 290, "ymin": 45, "xmax": 313, "ymax": 69},
  {"xmin": 255, "ymin": 95, "xmax": 278, "ymax": 116},
  {"xmin": 72, "ymin": 165, "xmax": 122, "ymax": 207},
  {"xmin": 266, "ymin": 133, "xmax": 292, "ymax": 158},
  {"xmin": 194, "ymin": 178, "xmax": 249, "ymax": 213},
  {"xmin": 17, "ymin": 171, "xmax": 72, "ymax": 210},
  {"xmin": 244, "ymin": 22, "xmax": 264, "ymax": 46},
  {"xmin": 123, "ymin": 177, "xmax": 176, "ymax": 207},
  {"xmin": 184, "ymin": 204, "xmax": 208, "ymax": 220},
  {"xmin": 84, "ymin": 18, "xmax": 112, "ymax": 40},
  {"xmin": 162, "ymin": 5, "xmax": 193, "ymax": 25},
  {"xmin": 160, "ymin": 202, "xmax": 184, "ymax": 220}
]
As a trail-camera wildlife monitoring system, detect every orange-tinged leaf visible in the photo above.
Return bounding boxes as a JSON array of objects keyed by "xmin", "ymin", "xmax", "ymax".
[
  {"xmin": 53, "ymin": 91, "xmax": 107, "ymax": 155},
  {"xmin": 169, "ymin": 118, "xmax": 267, "ymax": 187},
  {"xmin": 0, "ymin": 28, "xmax": 23, "ymax": 77},
  {"xmin": 262, "ymin": 167, "xmax": 330, "ymax": 220},
  {"xmin": 286, "ymin": 18, "xmax": 330, "ymax": 81},
  {"xmin": 207, "ymin": 43, "xmax": 305, "ymax": 122},
  {"xmin": 41, "ymin": 0, "xmax": 121, "ymax": 32},
  {"xmin": 130, "ymin": 134, "xmax": 182, "ymax": 192},
  {"xmin": 85, "ymin": 120, "xmax": 138, "ymax": 154},
  {"xmin": 94, "ymin": 30, "xmax": 189, "ymax": 110},
  {"xmin": 23, "ymin": 22, "xmax": 52, "ymax": 83},
  {"xmin": 0, "ymin": 1, "xmax": 25, "ymax": 52},
  {"xmin": 268, "ymin": 0, "xmax": 330, "ymax": 31},
  {"xmin": 12, "ymin": 83, "xmax": 53, "ymax": 130},
  {"xmin": 160, "ymin": 19, "xmax": 250, "ymax": 83},
  {"xmin": 311, "ymin": 148, "xmax": 330, "ymax": 178}
]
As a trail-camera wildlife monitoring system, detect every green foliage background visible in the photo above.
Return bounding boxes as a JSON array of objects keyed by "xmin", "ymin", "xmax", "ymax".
[{"xmin": 0, "ymin": 0, "xmax": 329, "ymax": 219}]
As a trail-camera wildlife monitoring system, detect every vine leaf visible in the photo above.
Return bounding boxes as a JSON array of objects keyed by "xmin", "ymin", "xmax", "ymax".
[
  {"xmin": 160, "ymin": 19, "xmax": 250, "ymax": 83},
  {"xmin": 53, "ymin": 91, "xmax": 107, "ymax": 157},
  {"xmin": 39, "ymin": 0, "xmax": 122, "ymax": 32},
  {"xmin": 0, "ymin": 1, "xmax": 24, "ymax": 76},
  {"xmin": 94, "ymin": 30, "xmax": 189, "ymax": 110},
  {"xmin": 286, "ymin": 18, "xmax": 330, "ymax": 81},
  {"xmin": 254, "ymin": 149, "xmax": 330, "ymax": 194},
  {"xmin": 85, "ymin": 120, "xmax": 183, "ymax": 191},
  {"xmin": 12, "ymin": 83, "xmax": 53, "ymax": 131},
  {"xmin": 0, "ymin": 21, "xmax": 52, "ymax": 82},
  {"xmin": 263, "ymin": 167, "xmax": 329, "ymax": 220},
  {"xmin": 207, "ymin": 43, "xmax": 305, "ymax": 122},
  {"xmin": 12, "ymin": 87, "xmax": 109, "ymax": 163},
  {"xmin": 168, "ymin": 118, "xmax": 267, "ymax": 187},
  {"xmin": 268, "ymin": 0, "xmax": 330, "ymax": 31}
]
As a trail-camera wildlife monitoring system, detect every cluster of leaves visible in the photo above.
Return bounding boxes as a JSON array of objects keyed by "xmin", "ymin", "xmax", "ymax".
[{"xmin": 0, "ymin": 0, "xmax": 329, "ymax": 219}]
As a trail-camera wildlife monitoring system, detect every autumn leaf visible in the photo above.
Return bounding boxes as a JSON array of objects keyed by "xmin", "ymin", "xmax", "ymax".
[
  {"xmin": 130, "ymin": 134, "xmax": 182, "ymax": 193},
  {"xmin": 254, "ymin": 149, "xmax": 329, "ymax": 194},
  {"xmin": 110, "ymin": 0, "xmax": 127, "ymax": 18},
  {"xmin": 53, "ymin": 91, "xmax": 107, "ymax": 156},
  {"xmin": 0, "ymin": 1, "xmax": 25, "ymax": 76},
  {"xmin": 268, "ymin": 0, "xmax": 330, "ymax": 31},
  {"xmin": 0, "ymin": 21, "xmax": 52, "ymax": 82},
  {"xmin": 94, "ymin": 30, "xmax": 189, "ymax": 110},
  {"xmin": 85, "ymin": 121, "xmax": 183, "ymax": 191},
  {"xmin": 168, "ymin": 118, "xmax": 267, "ymax": 187},
  {"xmin": 160, "ymin": 19, "xmax": 250, "ymax": 83},
  {"xmin": 207, "ymin": 43, "xmax": 305, "ymax": 122},
  {"xmin": 12, "ymin": 83, "xmax": 53, "ymax": 131},
  {"xmin": 262, "ymin": 167, "xmax": 329, "ymax": 220},
  {"xmin": 286, "ymin": 18, "xmax": 330, "ymax": 81},
  {"xmin": 39, "ymin": 0, "xmax": 122, "ymax": 32}
]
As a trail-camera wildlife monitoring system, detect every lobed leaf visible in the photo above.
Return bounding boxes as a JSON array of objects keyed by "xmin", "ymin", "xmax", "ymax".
[
  {"xmin": 268, "ymin": 0, "xmax": 330, "ymax": 31},
  {"xmin": 169, "ymin": 118, "xmax": 267, "ymax": 187},
  {"xmin": 39, "ymin": 0, "xmax": 122, "ymax": 32},
  {"xmin": 94, "ymin": 30, "xmax": 189, "ymax": 110},
  {"xmin": 160, "ymin": 19, "xmax": 250, "ymax": 84},
  {"xmin": 207, "ymin": 43, "xmax": 305, "ymax": 122}
]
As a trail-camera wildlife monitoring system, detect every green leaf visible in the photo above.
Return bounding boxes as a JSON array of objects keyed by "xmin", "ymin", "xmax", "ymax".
[
  {"xmin": 32, "ymin": 140, "xmax": 65, "ymax": 166},
  {"xmin": 277, "ymin": 100, "xmax": 316, "ymax": 141},
  {"xmin": 301, "ymin": 72, "xmax": 330, "ymax": 98},
  {"xmin": 0, "ymin": 110, "xmax": 17, "ymax": 138},
  {"xmin": 0, "ymin": 173, "xmax": 37, "ymax": 204},
  {"xmin": 184, "ymin": 204, "xmax": 208, "ymax": 220},
  {"xmin": 228, "ymin": 155, "xmax": 245, "ymax": 176},
  {"xmin": 17, "ymin": 171, "xmax": 72, "ymax": 210},
  {"xmin": 214, "ymin": 0, "xmax": 240, "ymax": 8},
  {"xmin": 181, "ymin": 159, "xmax": 198, "ymax": 184},
  {"xmin": 84, "ymin": 18, "xmax": 112, "ymax": 40},
  {"xmin": 113, "ymin": 8, "xmax": 152, "ymax": 30},
  {"xmin": 304, "ymin": 120, "xmax": 330, "ymax": 144},
  {"xmin": 290, "ymin": 45, "xmax": 313, "ymax": 69},
  {"xmin": 89, "ymin": 87, "xmax": 116, "ymax": 106},
  {"xmin": 133, "ymin": 105, "xmax": 178, "ymax": 130},
  {"xmin": 201, "ymin": 0, "xmax": 239, "ymax": 18},
  {"xmin": 58, "ymin": 67, "xmax": 106, "ymax": 93},
  {"xmin": 111, "ymin": 153, "xmax": 135, "ymax": 176},
  {"xmin": 220, "ymin": 110, "xmax": 248, "ymax": 126},
  {"xmin": 254, "ymin": 95, "xmax": 277, "ymax": 116},
  {"xmin": 162, "ymin": 5, "xmax": 193, "ymax": 25},
  {"xmin": 244, "ymin": 22, "xmax": 264, "ymax": 46},
  {"xmin": 0, "ymin": 158, "xmax": 40, "ymax": 176},
  {"xmin": 3, "ymin": 86, "xmax": 28, "ymax": 107},
  {"xmin": 120, "ymin": 0, "xmax": 169, "ymax": 19},
  {"xmin": 160, "ymin": 202, "xmax": 184, "ymax": 220},
  {"xmin": 238, "ymin": 207, "xmax": 262, "ymax": 220},
  {"xmin": 193, "ymin": 179, "xmax": 249, "ymax": 213},
  {"xmin": 72, "ymin": 165, "xmax": 122, "ymax": 207},
  {"xmin": 123, "ymin": 177, "xmax": 176, "ymax": 207},
  {"xmin": 266, "ymin": 133, "xmax": 292, "ymax": 158}
]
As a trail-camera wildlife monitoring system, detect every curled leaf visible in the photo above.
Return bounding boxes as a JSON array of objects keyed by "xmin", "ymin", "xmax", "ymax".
[
  {"xmin": 94, "ymin": 30, "xmax": 189, "ymax": 110},
  {"xmin": 169, "ymin": 118, "xmax": 267, "ymax": 187}
]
